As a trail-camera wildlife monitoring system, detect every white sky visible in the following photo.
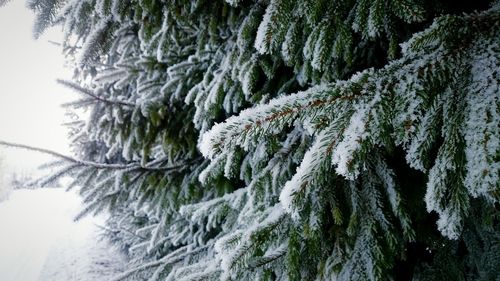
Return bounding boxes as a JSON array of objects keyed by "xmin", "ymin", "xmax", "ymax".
[{"xmin": 0, "ymin": 1, "xmax": 77, "ymax": 175}]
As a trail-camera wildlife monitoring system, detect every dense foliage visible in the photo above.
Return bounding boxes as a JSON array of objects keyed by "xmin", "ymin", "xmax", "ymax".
[{"xmin": 21, "ymin": 0, "xmax": 500, "ymax": 280}]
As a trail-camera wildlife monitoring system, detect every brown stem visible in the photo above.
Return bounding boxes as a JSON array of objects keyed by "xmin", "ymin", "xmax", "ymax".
[{"xmin": 0, "ymin": 140, "xmax": 199, "ymax": 172}]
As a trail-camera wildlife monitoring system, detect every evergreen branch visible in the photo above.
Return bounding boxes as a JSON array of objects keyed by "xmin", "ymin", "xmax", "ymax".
[
  {"xmin": 57, "ymin": 79, "xmax": 135, "ymax": 107},
  {"xmin": 223, "ymin": 207, "xmax": 287, "ymax": 273},
  {"xmin": 0, "ymin": 140, "xmax": 200, "ymax": 172},
  {"xmin": 94, "ymin": 223, "xmax": 147, "ymax": 240},
  {"xmin": 203, "ymin": 90, "xmax": 361, "ymax": 159},
  {"xmin": 110, "ymin": 245, "xmax": 211, "ymax": 281},
  {"xmin": 247, "ymin": 243, "xmax": 287, "ymax": 269},
  {"xmin": 202, "ymin": 38, "xmax": 477, "ymax": 160}
]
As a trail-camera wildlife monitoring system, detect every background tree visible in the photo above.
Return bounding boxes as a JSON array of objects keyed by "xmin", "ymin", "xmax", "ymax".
[
  {"xmin": 0, "ymin": 0, "xmax": 11, "ymax": 7},
  {"xmin": 8, "ymin": 172, "xmax": 37, "ymax": 190},
  {"xmin": 15, "ymin": 0, "xmax": 500, "ymax": 280},
  {"xmin": 0, "ymin": 156, "xmax": 8, "ymax": 202}
]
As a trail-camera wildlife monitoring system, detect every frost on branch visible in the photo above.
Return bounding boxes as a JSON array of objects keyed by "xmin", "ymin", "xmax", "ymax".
[
  {"xmin": 202, "ymin": 6, "xmax": 500, "ymax": 243},
  {"xmin": 23, "ymin": 0, "xmax": 500, "ymax": 280}
]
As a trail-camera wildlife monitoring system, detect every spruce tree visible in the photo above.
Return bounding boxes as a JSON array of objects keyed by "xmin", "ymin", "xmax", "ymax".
[{"xmin": 12, "ymin": 0, "xmax": 500, "ymax": 280}]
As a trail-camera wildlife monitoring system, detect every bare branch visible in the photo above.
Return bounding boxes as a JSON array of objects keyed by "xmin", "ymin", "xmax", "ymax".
[
  {"xmin": 0, "ymin": 140, "xmax": 200, "ymax": 172},
  {"xmin": 57, "ymin": 79, "xmax": 135, "ymax": 107}
]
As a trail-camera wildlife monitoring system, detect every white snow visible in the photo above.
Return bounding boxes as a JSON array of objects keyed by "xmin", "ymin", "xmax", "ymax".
[
  {"xmin": 0, "ymin": 188, "xmax": 126, "ymax": 281},
  {"xmin": 331, "ymin": 89, "xmax": 381, "ymax": 179},
  {"xmin": 279, "ymin": 136, "xmax": 322, "ymax": 216},
  {"xmin": 254, "ymin": 2, "xmax": 274, "ymax": 54},
  {"xmin": 463, "ymin": 41, "xmax": 499, "ymax": 199}
]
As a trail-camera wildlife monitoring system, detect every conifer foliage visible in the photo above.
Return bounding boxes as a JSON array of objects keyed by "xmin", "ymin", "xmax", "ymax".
[{"xmin": 21, "ymin": 0, "xmax": 499, "ymax": 280}]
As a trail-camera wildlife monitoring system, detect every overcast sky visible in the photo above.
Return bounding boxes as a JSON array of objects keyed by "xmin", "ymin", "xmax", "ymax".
[{"xmin": 0, "ymin": 1, "xmax": 77, "ymax": 175}]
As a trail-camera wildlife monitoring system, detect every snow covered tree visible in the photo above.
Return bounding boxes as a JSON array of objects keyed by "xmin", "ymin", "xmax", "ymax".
[
  {"xmin": 0, "ymin": 0, "xmax": 11, "ymax": 7},
  {"xmin": 18, "ymin": 0, "xmax": 499, "ymax": 280}
]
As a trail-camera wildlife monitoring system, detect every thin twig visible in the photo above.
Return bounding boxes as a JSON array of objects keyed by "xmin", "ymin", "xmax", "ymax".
[
  {"xmin": 57, "ymin": 79, "xmax": 135, "ymax": 107},
  {"xmin": 0, "ymin": 140, "xmax": 200, "ymax": 172}
]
